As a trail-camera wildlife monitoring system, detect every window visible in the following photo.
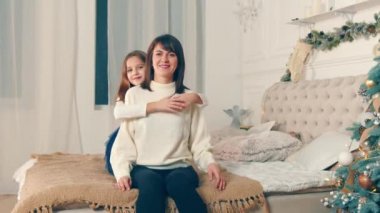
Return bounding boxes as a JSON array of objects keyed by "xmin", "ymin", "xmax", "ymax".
[{"xmin": 95, "ymin": 0, "xmax": 108, "ymax": 105}]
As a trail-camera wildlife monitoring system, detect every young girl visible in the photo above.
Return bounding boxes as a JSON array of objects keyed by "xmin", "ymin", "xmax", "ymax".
[
  {"xmin": 111, "ymin": 34, "xmax": 225, "ymax": 213},
  {"xmin": 105, "ymin": 50, "xmax": 205, "ymax": 175}
]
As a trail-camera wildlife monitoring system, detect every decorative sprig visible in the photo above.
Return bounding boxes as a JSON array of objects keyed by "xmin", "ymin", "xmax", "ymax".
[
  {"xmin": 303, "ymin": 13, "xmax": 380, "ymax": 51},
  {"xmin": 281, "ymin": 12, "xmax": 380, "ymax": 82}
]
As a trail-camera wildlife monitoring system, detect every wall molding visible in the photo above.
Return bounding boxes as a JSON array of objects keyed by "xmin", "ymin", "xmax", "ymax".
[
  {"xmin": 305, "ymin": 53, "xmax": 373, "ymax": 70},
  {"xmin": 241, "ymin": 64, "xmax": 286, "ymax": 75},
  {"xmin": 241, "ymin": 53, "xmax": 373, "ymax": 76}
]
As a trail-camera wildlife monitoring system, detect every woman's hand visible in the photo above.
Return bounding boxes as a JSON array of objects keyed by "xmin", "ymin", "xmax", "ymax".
[
  {"xmin": 207, "ymin": 163, "xmax": 226, "ymax": 191},
  {"xmin": 116, "ymin": 176, "xmax": 132, "ymax": 191}
]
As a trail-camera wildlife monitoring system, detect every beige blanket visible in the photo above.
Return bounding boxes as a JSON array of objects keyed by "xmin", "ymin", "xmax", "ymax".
[{"xmin": 12, "ymin": 153, "xmax": 267, "ymax": 213}]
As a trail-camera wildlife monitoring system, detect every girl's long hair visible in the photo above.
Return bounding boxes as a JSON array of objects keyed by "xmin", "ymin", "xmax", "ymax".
[
  {"xmin": 141, "ymin": 34, "xmax": 187, "ymax": 93},
  {"xmin": 116, "ymin": 50, "xmax": 146, "ymax": 102}
]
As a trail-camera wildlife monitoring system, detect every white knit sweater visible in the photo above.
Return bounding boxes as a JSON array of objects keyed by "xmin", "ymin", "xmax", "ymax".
[{"xmin": 110, "ymin": 81, "xmax": 215, "ymax": 180}]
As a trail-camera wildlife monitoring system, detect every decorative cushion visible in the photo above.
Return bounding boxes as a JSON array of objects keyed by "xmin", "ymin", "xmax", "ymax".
[
  {"xmin": 210, "ymin": 121, "xmax": 275, "ymax": 145},
  {"xmin": 212, "ymin": 131, "xmax": 302, "ymax": 162},
  {"xmin": 285, "ymin": 131, "xmax": 359, "ymax": 171},
  {"xmin": 210, "ymin": 127, "xmax": 247, "ymax": 145}
]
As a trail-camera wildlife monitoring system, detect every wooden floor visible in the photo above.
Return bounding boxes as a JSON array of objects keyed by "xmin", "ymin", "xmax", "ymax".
[{"xmin": 0, "ymin": 194, "xmax": 17, "ymax": 213}]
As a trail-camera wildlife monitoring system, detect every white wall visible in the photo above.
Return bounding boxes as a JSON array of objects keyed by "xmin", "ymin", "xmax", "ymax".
[
  {"xmin": 240, "ymin": 0, "xmax": 380, "ymax": 124},
  {"xmin": 203, "ymin": 0, "xmax": 242, "ymax": 130}
]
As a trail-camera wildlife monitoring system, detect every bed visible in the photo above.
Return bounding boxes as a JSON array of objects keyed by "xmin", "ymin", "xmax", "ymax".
[
  {"xmin": 12, "ymin": 74, "xmax": 367, "ymax": 213},
  {"xmin": 213, "ymin": 74, "xmax": 368, "ymax": 213}
]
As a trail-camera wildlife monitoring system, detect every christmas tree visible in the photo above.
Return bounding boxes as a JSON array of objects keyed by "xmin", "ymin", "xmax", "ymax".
[{"xmin": 323, "ymin": 43, "xmax": 380, "ymax": 212}]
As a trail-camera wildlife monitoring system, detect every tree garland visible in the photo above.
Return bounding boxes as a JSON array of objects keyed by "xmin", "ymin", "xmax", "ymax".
[{"xmin": 281, "ymin": 12, "xmax": 380, "ymax": 82}]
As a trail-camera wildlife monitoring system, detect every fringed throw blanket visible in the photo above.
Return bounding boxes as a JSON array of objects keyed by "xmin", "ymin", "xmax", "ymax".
[{"xmin": 12, "ymin": 153, "xmax": 267, "ymax": 213}]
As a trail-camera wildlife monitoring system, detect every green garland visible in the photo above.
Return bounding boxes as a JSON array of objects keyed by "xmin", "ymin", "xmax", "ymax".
[{"xmin": 281, "ymin": 12, "xmax": 380, "ymax": 82}]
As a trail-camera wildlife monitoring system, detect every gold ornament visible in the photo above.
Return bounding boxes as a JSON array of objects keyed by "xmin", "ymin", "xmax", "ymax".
[
  {"xmin": 366, "ymin": 80, "xmax": 376, "ymax": 88},
  {"xmin": 358, "ymin": 174, "xmax": 373, "ymax": 190}
]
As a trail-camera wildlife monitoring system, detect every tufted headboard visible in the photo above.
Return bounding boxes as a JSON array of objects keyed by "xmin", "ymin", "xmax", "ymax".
[{"xmin": 261, "ymin": 74, "xmax": 368, "ymax": 143}]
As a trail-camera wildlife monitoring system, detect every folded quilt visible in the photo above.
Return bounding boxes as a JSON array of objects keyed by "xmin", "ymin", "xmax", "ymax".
[{"xmin": 12, "ymin": 153, "xmax": 267, "ymax": 213}]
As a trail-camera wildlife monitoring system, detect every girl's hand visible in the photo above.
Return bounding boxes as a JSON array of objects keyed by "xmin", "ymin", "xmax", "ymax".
[
  {"xmin": 148, "ymin": 97, "xmax": 186, "ymax": 113},
  {"xmin": 116, "ymin": 176, "xmax": 132, "ymax": 191},
  {"xmin": 207, "ymin": 163, "xmax": 226, "ymax": 191},
  {"xmin": 171, "ymin": 93, "xmax": 202, "ymax": 109}
]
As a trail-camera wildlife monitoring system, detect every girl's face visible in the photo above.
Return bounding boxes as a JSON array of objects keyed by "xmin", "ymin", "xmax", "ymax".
[
  {"xmin": 126, "ymin": 56, "xmax": 145, "ymax": 86},
  {"xmin": 152, "ymin": 43, "xmax": 178, "ymax": 82}
]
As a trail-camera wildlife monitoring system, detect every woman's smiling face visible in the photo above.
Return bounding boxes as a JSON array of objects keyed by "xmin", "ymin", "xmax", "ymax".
[{"xmin": 152, "ymin": 43, "xmax": 178, "ymax": 83}]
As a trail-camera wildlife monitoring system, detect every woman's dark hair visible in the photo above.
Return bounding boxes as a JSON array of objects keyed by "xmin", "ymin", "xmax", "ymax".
[
  {"xmin": 116, "ymin": 50, "xmax": 146, "ymax": 102},
  {"xmin": 141, "ymin": 34, "xmax": 187, "ymax": 93}
]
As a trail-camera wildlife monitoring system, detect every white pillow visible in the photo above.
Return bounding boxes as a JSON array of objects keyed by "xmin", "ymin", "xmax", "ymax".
[{"xmin": 285, "ymin": 131, "xmax": 359, "ymax": 171}]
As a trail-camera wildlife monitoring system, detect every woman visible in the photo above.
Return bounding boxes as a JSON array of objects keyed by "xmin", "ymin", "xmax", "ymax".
[
  {"xmin": 105, "ymin": 50, "xmax": 205, "ymax": 175},
  {"xmin": 111, "ymin": 34, "xmax": 225, "ymax": 213}
]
